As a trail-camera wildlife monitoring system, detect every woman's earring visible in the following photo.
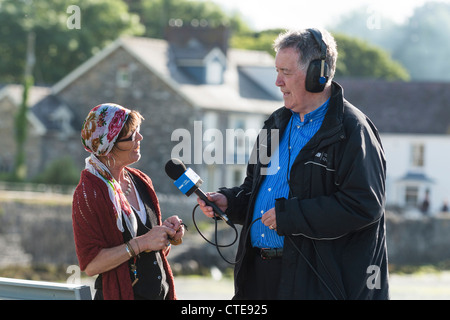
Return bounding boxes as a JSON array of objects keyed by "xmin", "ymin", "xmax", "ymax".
[{"xmin": 106, "ymin": 155, "xmax": 116, "ymax": 169}]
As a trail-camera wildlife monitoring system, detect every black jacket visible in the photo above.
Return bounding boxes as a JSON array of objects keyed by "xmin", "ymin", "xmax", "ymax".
[{"xmin": 220, "ymin": 82, "xmax": 389, "ymax": 300}]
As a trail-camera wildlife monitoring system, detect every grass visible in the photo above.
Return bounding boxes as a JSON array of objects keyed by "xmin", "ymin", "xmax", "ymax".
[
  {"xmin": 389, "ymin": 261, "xmax": 450, "ymax": 275},
  {"xmin": 0, "ymin": 264, "xmax": 72, "ymax": 282},
  {"xmin": 0, "ymin": 190, "xmax": 73, "ymax": 205}
]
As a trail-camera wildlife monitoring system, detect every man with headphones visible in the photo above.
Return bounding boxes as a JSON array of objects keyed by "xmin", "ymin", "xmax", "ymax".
[{"xmin": 198, "ymin": 28, "xmax": 389, "ymax": 300}]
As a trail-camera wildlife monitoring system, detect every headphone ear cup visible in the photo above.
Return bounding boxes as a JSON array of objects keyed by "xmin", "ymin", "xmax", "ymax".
[{"xmin": 305, "ymin": 59, "xmax": 328, "ymax": 93}]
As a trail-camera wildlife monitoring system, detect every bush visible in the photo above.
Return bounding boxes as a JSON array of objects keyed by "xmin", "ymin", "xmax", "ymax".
[{"xmin": 32, "ymin": 156, "xmax": 80, "ymax": 185}]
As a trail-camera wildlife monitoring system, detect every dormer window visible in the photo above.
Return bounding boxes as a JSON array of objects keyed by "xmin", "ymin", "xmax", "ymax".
[
  {"xmin": 204, "ymin": 48, "xmax": 226, "ymax": 85},
  {"xmin": 187, "ymin": 38, "xmax": 202, "ymax": 49},
  {"xmin": 206, "ymin": 59, "xmax": 223, "ymax": 85}
]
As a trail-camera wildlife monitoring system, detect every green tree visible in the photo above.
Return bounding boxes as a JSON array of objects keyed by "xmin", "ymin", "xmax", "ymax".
[
  {"xmin": 328, "ymin": 6, "xmax": 402, "ymax": 54},
  {"xmin": 14, "ymin": 73, "xmax": 33, "ymax": 181},
  {"xmin": 140, "ymin": 0, "xmax": 250, "ymax": 38},
  {"xmin": 329, "ymin": 2, "xmax": 450, "ymax": 81},
  {"xmin": 230, "ymin": 29, "xmax": 284, "ymax": 56},
  {"xmin": 230, "ymin": 29, "xmax": 409, "ymax": 81},
  {"xmin": 334, "ymin": 34, "xmax": 410, "ymax": 81},
  {"xmin": 393, "ymin": 2, "xmax": 450, "ymax": 81},
  {"xmin": 0, "ymin": 0, "xmax": 144, "ymax": 84}
]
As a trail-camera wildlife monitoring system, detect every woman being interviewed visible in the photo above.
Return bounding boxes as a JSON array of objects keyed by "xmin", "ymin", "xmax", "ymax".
[{"xmin": 72, "ymin": 103, "xmax": 184, "ymax": 300}]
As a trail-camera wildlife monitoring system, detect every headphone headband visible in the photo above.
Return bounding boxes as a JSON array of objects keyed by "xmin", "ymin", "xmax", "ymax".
[
  {"xmin": 305, "ymin": 28, "xmax": 329, "ymax": 92},
  {"xmin": 307, "ymin": 28, "xmax": 327, "ymax": 60}
]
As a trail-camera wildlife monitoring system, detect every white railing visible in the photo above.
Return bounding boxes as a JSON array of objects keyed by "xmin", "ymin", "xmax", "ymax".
[{"xmin": 0, "ymin": 277, "xmax": 91, "ymax": 300}]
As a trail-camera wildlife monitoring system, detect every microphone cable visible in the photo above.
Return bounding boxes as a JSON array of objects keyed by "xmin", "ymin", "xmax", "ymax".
[{"xmin": 191, "ymin": 204, "xmax": 261, "ymax": 265}]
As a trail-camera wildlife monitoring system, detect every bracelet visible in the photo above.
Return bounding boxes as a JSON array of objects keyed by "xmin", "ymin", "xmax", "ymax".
[
  {"xmin": 125, "ymin": 241, "xmax": 137, "ymax": 258},
  {"xmin": 125, "ymin": 243, "xmax": 133, "ymax": 258},
  {"xmin": 134, "ymin": 239, "xmax": 141, "ymax": 254}
]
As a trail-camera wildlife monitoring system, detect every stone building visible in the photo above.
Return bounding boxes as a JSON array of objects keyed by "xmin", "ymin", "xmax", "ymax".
[{"xmin": 0, "ymin": 26, "xmax": 281, "ymax": 194}]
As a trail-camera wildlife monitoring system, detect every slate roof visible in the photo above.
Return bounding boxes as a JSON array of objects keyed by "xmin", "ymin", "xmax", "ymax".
[
  {"xmin": 0, "ymin": 84, "xmax": 50, "ymax": 134},
  {"xmin": 165, "ymin": 25, "xmax": 230, "ymax": 60},
  {"xmin": 121, "ymin": 36, "xmax": 283, "ymax": 114},
  {"xmin": 338, "ymin": 79, "xmax": 450, "ymax": 135},
  {"xmin": 31, "ymin": 94, "xmax": 79, "ymax": 133},
  {"xmin": 52, "ymin": 36, "xmax": 282, "ymax": 115}
]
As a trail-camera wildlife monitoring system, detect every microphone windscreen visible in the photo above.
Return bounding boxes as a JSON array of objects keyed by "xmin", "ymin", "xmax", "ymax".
[{"xmin": 165, "ymin": 158, "xmax": 187, "ymax": 180}]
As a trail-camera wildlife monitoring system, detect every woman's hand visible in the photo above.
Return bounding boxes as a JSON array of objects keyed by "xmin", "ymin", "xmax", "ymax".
[
  {"xmin": 137, "ymin": 225, "xmax": 175, "ymax": 252},
  {"xmin": 84, "ymin": 226, "xmax": 174, "ymax": 277},
  {"xmin": 163, "ymin": 215, "xmax": 185, "ymax": 244}
]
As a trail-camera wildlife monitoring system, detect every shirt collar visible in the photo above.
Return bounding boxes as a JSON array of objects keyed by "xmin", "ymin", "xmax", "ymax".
[{"xmin": 291, "ymin": 97, "xmax": 330, "ymax": 125}]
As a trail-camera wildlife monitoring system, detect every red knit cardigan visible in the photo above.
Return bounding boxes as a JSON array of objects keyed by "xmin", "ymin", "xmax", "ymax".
[{"xmin": 72, "ymin": 167, "xmax": 176, "ymax": 300}]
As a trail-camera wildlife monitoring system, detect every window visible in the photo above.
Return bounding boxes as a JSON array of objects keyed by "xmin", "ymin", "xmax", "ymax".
[
  {"xmin": 234, "ymin": 119, "xmax": 246, "ymax": 150},
  {"xmin": 411, "ymin": 143, "xmax": 425, "ymax": 168},
  {"xmin": 116, "ymin": 65, "xmax": 132, "ymax": 88},
  {"xmin": 233, "ymin": 168, "xmax": 243, "ymax": 186},
  {"xmin": 227, "ymin": 166, "xmax": 246, "ymax": 186},
  {"xmin": 204, "ymin": 48, "xmax": 226, "ymax": 85},
  {"xmin": 0, "ymin": 155, "xmax": 13, "ymax": 174},
  {"xmin": 206, "ymin": 165, "xmax": 217, "ymax": 191},
  {"xmin": 206, "ymin": 60, "xmax": 223, "ymax": 85},
  {"xmin": 227, "ymin": 118, "xmax": 248, "ymax": 164},
  {"xmin": 405, "ymin": 186, "xmax": 419, "ymax": 207}
]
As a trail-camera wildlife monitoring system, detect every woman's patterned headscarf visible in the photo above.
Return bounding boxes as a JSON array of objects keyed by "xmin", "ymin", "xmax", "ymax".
[
  {"xmin": 81, "ymin": 103, "xmax": 137, "ymax": 237},
  {"xmin": 81, "ymin": 103, "xmax": 130, "ymax": 156}
]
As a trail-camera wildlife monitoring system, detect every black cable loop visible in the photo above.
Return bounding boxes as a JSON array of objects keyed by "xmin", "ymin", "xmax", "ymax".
[{"xmin": 191, "ymin": 204, "xmax": 261, "ymax": 265}]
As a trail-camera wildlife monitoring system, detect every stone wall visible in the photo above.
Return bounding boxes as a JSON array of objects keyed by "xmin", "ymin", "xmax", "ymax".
[
  {"xmin": 386, "ymin": 212, "xmax": 450, "ymax": 265},
  {"xmin": 0, "ymin": 194, "xmax": 199, "ymax": 268},
  {"xmin": 1, "ymin": 197, "xmax": 449, "ymax": 271}
]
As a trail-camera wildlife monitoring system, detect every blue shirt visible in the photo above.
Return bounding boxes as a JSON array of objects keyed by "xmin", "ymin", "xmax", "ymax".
[{"xmin": 250, "ymin": 99, "xmax": 330, "ymax": 248}]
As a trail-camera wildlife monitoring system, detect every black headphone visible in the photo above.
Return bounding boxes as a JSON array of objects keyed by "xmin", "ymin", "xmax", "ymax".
[{"xmin": 305, "ymin": 28, "xmax": 329, "ymax": 93}]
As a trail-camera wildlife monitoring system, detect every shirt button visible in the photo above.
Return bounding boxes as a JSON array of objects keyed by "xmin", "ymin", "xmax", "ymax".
[
  {"xmin": 261, "ymin": 210, "xmax": 264, "ymax": 214},
  {"xmin": 153, "ymin": 261, "xmax": 157, "ymax": 265},
  {"xmin": 157, "ymin": 276, "xmax": 161, "ymax": 280},
  {"xmin": 268, "ymin": 188, "xmax": 271, "ymax": 192},
  {"xmin": 297, "ymin": 125, "xmax": 300, "ymax": 129},
  {"xmin": 261, "ymin": 233, "xmax": 265, "ymax": 238}
]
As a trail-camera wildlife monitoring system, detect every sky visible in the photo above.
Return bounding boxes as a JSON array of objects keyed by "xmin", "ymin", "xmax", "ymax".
[{"xmin": 205, "ymin": 0, "xmax": 442, "ymax": 31}]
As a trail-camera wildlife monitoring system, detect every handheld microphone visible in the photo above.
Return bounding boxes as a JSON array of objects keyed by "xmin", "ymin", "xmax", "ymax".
[{"xmin": 165, "ymin": 158, "xmax": 233, "ymax": 227}]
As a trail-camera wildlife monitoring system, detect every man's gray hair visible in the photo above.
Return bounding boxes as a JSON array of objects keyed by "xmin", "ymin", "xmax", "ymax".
[{"xmin": 273, "ymin": 28, "xmax": 338, "ymax": 80}]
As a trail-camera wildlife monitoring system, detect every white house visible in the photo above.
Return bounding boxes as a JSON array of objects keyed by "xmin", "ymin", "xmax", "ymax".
[{"xmin": 338, "ymin": 79, "xmax": 450, "ymax": 216}]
